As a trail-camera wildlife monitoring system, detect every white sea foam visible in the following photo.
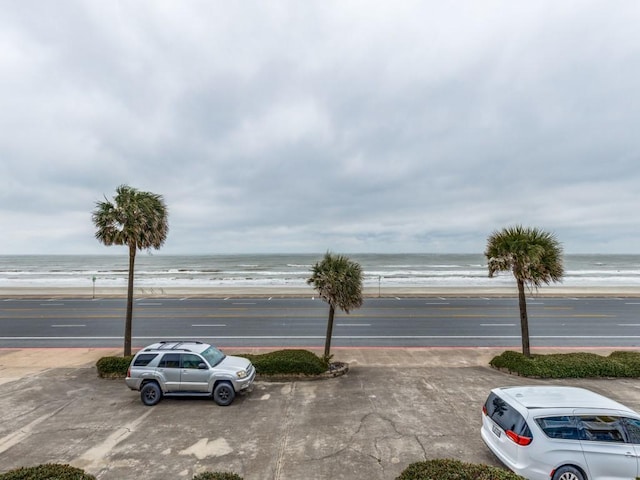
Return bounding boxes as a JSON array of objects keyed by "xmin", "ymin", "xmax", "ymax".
[{"xmin": 0, "ymin": 254, "xmax": 639, "ymax": 288}]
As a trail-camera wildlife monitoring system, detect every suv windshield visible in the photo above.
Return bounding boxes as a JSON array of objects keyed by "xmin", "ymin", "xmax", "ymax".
[{"xmin": 201, "ymin": 346, "xmax": 225, "ymax": 367}]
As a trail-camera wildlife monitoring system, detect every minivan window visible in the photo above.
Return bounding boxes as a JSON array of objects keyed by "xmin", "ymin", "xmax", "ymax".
[
  {"xmin": 485, "ymin": 393, "xmax": 532, "ymax": 437},
  {"xmin": 578, "ymin": 415, "xmax": 625, "ymax": 443},
  {"xmin": 623, "ymin": 418, "xmax": 640, "ymax": 444},
  {"xmin": 535, "ymin": 416, "xmax": 581, "ymax": 440},
  {"xmin": 133, "ymin": 353, "xmax": 158, "ymax": 366}
]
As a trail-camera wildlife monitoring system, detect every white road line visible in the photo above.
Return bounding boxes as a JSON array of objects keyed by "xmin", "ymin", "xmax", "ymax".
[
  {"xmin": 618, "ymin": 324, "xmax": 640, "ymax": 326},
  {"xmin": 51, "ymin": 325, "xmax": 86, "ymax": 328},
  {"xmin": 481, "ymin": 323, "xmax": 516, "ymax": 327},
  {"xmin": 179, "ymin": 298, "xmax": 188, "ymax": 301},
  {"xmin": 425, "ymin": 302, "xmax": 449, "ymax": 305},
  {"xmin": 4, "ymin": 335, "xmax": 640, "ymax": 341},
  {"xmin": 139, "ymin": 302, "xmax": 162, "ymax": 306},
  {"xmin": 41, "ymin": 303, "xmax": 63, "ymax": 306},
  {"xmin": 395, "ymin": 297, "xmax": 401, "ymax": 300},
  {"xmin": 336, "ymin": 324, "xmax": 371, "ymax": 327},
  {"xmin": 192, "ymin": 324, "xmax": 227, "ymax": 327},
  {"xmin": 625, "ymin": 303, "xmax": 640, "ymax": 305},
  {"xmin": 233, "ymin": 302, "xmax": 256, "ymax": 305}
]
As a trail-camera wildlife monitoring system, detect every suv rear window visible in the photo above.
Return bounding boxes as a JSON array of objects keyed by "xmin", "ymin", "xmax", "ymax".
[
  {"xmin": 485, "ymin": 392, "xmax": 532, "ymax": 437},
  {"xmin": 133, "ymin": 353, "xmax": 158, "ymax": 366}
]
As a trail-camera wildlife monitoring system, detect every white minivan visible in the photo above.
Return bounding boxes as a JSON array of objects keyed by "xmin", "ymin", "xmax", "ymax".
[{"xmin": 481, "ymin": 386, "xmax": 640, "ymax": 480}]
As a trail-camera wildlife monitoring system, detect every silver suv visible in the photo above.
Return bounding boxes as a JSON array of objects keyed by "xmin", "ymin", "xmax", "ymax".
[{"xmin": 125, "ymin": 341, "xmax": 255, "ymax": 406}]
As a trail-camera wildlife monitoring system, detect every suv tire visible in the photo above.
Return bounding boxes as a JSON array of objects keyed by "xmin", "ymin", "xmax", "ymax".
[
  {"xmin": 553, "ymin": 466, "xmax": 585, "ymax": 480},
  {"xmin": 213, "ymin": 381, "xmax": 235, "ymax": 406},
  {"xmin": 140, "ymin": 382, "xmax": 162, "ymax": 406}
]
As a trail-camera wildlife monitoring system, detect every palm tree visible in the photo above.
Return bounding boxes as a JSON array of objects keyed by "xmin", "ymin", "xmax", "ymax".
[
  {"xmin": 485, "ymin": 225, "xmax": 564, "ymax": 357},
  {"xmin": 307, "ymin": 252, "xmax": 363, "ymax": 359},
  {"xmin": 92, "ymin": 185, "xmax": 169, "ymax": 356}
]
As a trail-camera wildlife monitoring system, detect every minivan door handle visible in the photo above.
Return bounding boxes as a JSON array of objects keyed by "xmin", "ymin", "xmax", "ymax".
[{"xmin": 624, "ymin": 452, "xmax": 635, "ymax": 458}]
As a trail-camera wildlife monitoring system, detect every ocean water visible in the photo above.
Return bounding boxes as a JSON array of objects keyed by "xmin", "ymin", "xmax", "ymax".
[{"xmin": 0, "ymin": 253, "xmax": 639, "ymax": 289}]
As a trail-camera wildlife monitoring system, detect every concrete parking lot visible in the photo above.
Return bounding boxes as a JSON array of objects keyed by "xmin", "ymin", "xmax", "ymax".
[{"xmin": 1, "ymin": 348, "xmax": 639, "ymax": 479}]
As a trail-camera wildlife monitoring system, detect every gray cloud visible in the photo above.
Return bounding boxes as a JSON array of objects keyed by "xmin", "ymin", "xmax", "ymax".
[{"xmin": 1, "ymin": 1, "xmax": 639, "ymax": 254}]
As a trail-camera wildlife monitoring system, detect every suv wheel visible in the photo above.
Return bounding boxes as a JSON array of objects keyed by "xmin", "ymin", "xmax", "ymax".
[
  {"xmin": 553, "ymin": 466, "xmax": 585, "ymax": 480},
  {"xmin": 213, "ymin": 381, "xmax": 235, "ymax": 406},
  {"xmin": 140, "ymin": 382, "xmax": 162, "ymax": 406}
]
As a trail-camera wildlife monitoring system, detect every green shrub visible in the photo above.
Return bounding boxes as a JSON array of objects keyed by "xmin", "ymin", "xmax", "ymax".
[
  {"xmin": 490, "ymin": 350, "xmax": 640, "ymax": 378},
  {"xmin": 96, "ymin": 355, "xmax": 133, "ymax": 378},
  {"xmin": 192, "ymin": 473, "xmax": 243, "ymax": 480},
  {"xmin": 0, "ymin": 463, "xmax": 96, "ymax": 479},
  {"xmin": 396, "ymin": 458, "xmax": 523, "ymax": 480},
  {"xmin": 239, "ymin": 349, "xmax": 327, "ymax": 376}
]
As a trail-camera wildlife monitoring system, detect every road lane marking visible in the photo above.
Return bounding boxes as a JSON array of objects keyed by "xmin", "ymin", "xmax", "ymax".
[
  {"xmin": 138, "ymin": 302, "xmax": 162, "ymax": 306},
  {"xmin": 51, "ymin": 324, "xmax": 86, "ymax": 328},
  {"xmin": 481, "ymin": 323, "xmax": 516, "ymax": 327},
  {"xmin": 337, "ymin": 324, "xmax": 371, "ymax": 327},
  {"xmin": 4, "ymin": 335, "xmax": 640, "ymax": 341},
  {"xmin": 40, "ymin": 303, "xmax": 63, "ymax": 306},
  {"xmin": 192, "ymin": 324, "xmax": 227, "ymax": 327},
  {"xmin": 425, "ymin": 302, "xmax": 449, "ymax": 305},
  {"xmin": 618, "ymin": 324, "xmax": 640, "ymax": 326}
]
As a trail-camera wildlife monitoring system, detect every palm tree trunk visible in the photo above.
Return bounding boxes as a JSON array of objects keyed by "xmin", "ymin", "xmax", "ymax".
[
  {"xmin": 125, "ymin": 244, "xmax": 136, "ymax": 356},
  {"xmin": 517, "ymin": 278, "xmax": 531, "ymax": 357},
  {"xmin": 324, "ymin": 304, "xmax": 335, "ymax": 359}
]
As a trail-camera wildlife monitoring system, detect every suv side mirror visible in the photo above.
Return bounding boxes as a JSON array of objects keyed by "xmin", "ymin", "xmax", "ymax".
[{"xmin": 198, "ymin": 362, "xmax": 207, "ymax": 369}]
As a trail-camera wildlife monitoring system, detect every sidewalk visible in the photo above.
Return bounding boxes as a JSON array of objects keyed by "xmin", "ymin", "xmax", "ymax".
[{"xmin": 0, "ymin": 346, "xmax": 625, "ymax": 385}]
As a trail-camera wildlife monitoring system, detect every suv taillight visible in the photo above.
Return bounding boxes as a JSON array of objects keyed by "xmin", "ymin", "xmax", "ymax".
[
  {"xmin": 482, "ymin": 405, "xmax": 487, "ymax": 415},
  {"xmin": 506, "ymin": 430, "xmax": 532, "ymax": 446}
]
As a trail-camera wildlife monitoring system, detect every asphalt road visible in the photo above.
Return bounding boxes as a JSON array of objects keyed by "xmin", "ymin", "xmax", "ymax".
[{"xmin": 1, "ymin": 295, "xmax": 640, "ymax": 348}]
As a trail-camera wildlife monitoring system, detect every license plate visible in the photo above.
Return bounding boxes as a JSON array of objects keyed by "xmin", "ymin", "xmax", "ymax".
[{"xmin": 492, "ymin": 425, "xmax": 502, "ymax": 438}]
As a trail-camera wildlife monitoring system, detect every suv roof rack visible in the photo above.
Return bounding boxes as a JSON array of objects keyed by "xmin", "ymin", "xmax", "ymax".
[{"xmin": 143, "ymin": 341, "xmax": 205, "ymax": 352}]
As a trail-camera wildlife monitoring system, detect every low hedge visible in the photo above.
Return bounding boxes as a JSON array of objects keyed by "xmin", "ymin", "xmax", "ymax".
[
  {"xmin": 490, "ymin": 350, "xmax": 640, "ymax": 378},
  {"xmin": 0, "ymin": 465, "xmax": 242, "ymax": 480},
  {"xmin": 0, "ymin": 463, "xmax": 96, "ymax": 479},
  {"xmin": 396, "ymin": 458, "xmax": 523, "ymax": 480},
  {"xmin": 96, "ymin": 355, "xmax": 133, "ymax": 378},
  {"xmin": 96, "ymin": 349, "xmax": 328, "ymax": 378},
  {"xmin": 192, "ymin": 473, "xmax": 243, "ymax": 480},
  {"xmin": 239, "ymin": 349, "xmax": 327, "ymax": 376}
]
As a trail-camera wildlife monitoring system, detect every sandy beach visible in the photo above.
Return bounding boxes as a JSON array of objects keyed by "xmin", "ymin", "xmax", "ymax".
[{"xmin": 1, "ymin": 284, "xmax": 640, "ymax": 298}]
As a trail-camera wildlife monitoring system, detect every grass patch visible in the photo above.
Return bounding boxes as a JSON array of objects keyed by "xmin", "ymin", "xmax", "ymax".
[{"xmin": 490, "ymin": 350, "xmax": 640, "ymax": 378}]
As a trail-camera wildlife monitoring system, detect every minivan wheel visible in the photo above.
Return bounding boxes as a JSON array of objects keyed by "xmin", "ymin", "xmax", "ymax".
[
  {"xmin": 140, "ymin": 382, "xmax": 162, "ymax": 406},
  {"xmin": 213, "ymin": 382, "xmax": 236, "ymax": 406},
  {"xmin": 553, "ymin": 466, "xmax": 585, "ymax": 480}
]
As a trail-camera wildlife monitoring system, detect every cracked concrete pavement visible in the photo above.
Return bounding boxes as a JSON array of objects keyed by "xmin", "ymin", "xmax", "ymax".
[{"xmin": 1, "ymin": 347, "xmax": 640, "ymax": 479}]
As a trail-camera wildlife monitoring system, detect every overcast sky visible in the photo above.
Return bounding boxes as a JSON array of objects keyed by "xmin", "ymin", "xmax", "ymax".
[{"xmin": 1, "ymin": 1, "xmax": 639, "ymax": 255}]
